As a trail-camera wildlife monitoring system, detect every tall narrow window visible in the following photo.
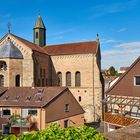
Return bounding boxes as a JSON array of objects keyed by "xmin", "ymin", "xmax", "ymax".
[
  {"xmin": 42, "ymin": 79, "xmax": 44, "ymax": 87},
  {"xmin": 15, "ymin": 75, "xmax": 20, "ymax": 87},
  {"xmin": 57, "ymin": 72, "xmax": 62, "ymax": 86},
  {"xmin": 46, "ymin": 78, "xmax": 48, "ymax": 86},
  {"xmin": 0, "ymin": 75, "xmax": 4, "ymax": 87},
  {"xmin": 66, "ymin": 72, "xmax": 71, "ymax": 87},
  {"xmin": 75, "ymin": 71, "xmax": 81, "ymax": 87},
  {"xmin": 79, "ymin": 96, "xmax": 81, "ymax": 102},
  {"xmin": 40, "ymin": 68, "xmax": 42, "ymax": 78},
  {"xmin": 36, "ymin": 32, "xmax": 38, "ymax": 39},
  {"xmin": 38, "ymin": 79, "xmax": 40, "ymax": 86}
]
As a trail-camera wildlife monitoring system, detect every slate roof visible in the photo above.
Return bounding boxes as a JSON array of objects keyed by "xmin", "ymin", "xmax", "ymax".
[
  {"xmin": 44, "ymin": 41, "xmax": 99, "ymax": 55},
  {"xmin": 0, "ymin": 87, "xmax": 67, "ymax": 107},
  {"xmin": 34, "ymin": 15, "xmax": 46, "ymax": 29},
  {"xmin": 0, "ymin": 40, "xmax": 23, "ymax": 59}
]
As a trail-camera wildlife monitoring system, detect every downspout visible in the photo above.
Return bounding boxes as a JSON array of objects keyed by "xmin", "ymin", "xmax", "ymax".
[
  {"xmin": 93, "ymin": 54, "xmax": 95, "ymax": 122},
  {"xmin": 40, "ymin": 108, "xmax": 42, "ymax": 130}
]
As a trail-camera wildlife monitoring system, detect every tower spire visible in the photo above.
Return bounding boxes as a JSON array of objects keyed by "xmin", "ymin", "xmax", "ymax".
[{"xmin": 33, "ymin": 15, "xmax": 46, "ymax": 47}]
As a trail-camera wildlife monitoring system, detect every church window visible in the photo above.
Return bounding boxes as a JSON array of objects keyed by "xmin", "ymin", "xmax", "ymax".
[
  {"xmin": 57, "ymin": 72, "xmax": 62, "ymax": 86},
  {"xmin": 40, "ymin": 68, "xmax": 42, "ymax": 77},
  {"xmin": 43, "ymin": 69, "xmax": 45, "ymax": 77},
  {"xmin": 46, "ymin": 78, "xmax": 48, "ymax": 86},
  {"xmin": 79, "ymin": 96, "xmax": 81, "ymax": 102},
  {"xmin": 75, "ymin": 71, "xmax": 81, "ymax": 87},
  {"xmin": 15, "ymin": 75, "xmax": 20, "ymax": 87},
  {"xmin": 42, "ymin": 79, "xmax": 44, "ymax": 86},
  {"xmin": 66, "ymin": 72, "xmax": 71, "ymax": 87},
  {"xmin": 36, "ymin": 32, "xmax": 38, "ymax": 39},
  {"xmin": 0, "ymin": 75, "xmax": 4, "ymax": 87}
]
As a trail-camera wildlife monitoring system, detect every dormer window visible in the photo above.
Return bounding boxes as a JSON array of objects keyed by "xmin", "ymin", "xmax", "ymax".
[
  {"xmin": 3, "ymin": 96, "xmax": 9, "ymax": 101},
  {"xmin": 36, "ymin": 96, "xmax": 43, "ymax": 102},
  {"xmin": 134, "ymin": 76, "xmax": 140, "ymax": 85},
  {"xmin": 26, "ymin": 96, "xmax": 31, "ymax": 101},
  {"xmin": 15, "ymin": 96, "xmax": 20, "ymax": 101}
]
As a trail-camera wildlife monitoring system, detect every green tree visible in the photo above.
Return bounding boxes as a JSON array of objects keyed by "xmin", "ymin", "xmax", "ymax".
[{"xmin": 3, "ymin": 124, "xmax": 107, "ymax": 140}]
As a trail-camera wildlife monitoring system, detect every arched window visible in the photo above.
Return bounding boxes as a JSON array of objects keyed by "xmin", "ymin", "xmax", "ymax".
[
  {"xmin": 0, "ymin": 75, "xmax": 4, "ymax": 87},
  {"xmin": 38, "ymin": 79, "xmax": 40, "ymax": 86},
  {"xmin": 75, "ymin": 71, "xmax": 81, "ymax": 87},
  {"xmin": 79, "ymin": 96, "xmax": 81, "ymax": 102},
  {"xmin": 36, "ymin": 32, "xmax": 38, "ymax": 39},
  {"xmin": 46, "ymin": 78, "xmax": 48, "ymax": 86},
  {"xmin": 42, "ymin": 79, "xmax": 44, "ymax": 87},
  {"xmin": 66, "ymin": 72, "xmax": 71, "ymax": 87},
  {"xmin": 15, "ymin": 75, "xmax": 20, "ymax": 87},
  {"xmin": 57, "ymin": 72, "xmax": 62, "ymax": 86}
]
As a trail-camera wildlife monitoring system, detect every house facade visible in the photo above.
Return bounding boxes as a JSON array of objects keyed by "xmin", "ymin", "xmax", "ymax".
[
  {"xmin": 0, "ymin": 15, "xmax": 103, "ymax": 123},
  {"xmin": 104, "ymin": 57, "xmax": 140, "ymax": 132},
  {"xmin": 0, "ymin": 87, "xmax": 84, "ymax": 135}
]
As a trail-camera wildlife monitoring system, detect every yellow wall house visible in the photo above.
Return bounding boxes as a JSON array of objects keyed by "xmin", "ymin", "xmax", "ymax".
[
  {"xmin": 0, "ymin": 15, "xmax": 103, "ymax": 124},
  {"xmin": 0, "ymin": 87, "xmax": 84, "ymax": 135}
]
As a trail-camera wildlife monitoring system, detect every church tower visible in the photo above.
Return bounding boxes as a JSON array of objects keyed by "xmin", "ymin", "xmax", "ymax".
[{"xmin": 33, "ymin": 15, "xmax": 46, "ymax": 47}]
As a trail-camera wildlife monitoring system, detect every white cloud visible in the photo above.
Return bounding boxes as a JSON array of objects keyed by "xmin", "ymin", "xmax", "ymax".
[
  {"xmin": 101, "ymin": 40, "xmax": 140, "ymax": 69},
  {"xmin": 100, "ymin": 39, "xmax": 121, "ymax": 45},
  {"xmin": 117, "ymin": 28, "xmax": 127, "ymax": 32},
  {"xmin": 90, "ymin": 0, "xmax": 138, "ymax": 18},
  {"xmin": 48, "ymin": 29, "xmax": 73, "ymax": 37},
  {"xmin": 114, "ymin": 41, "xmax": 140, "ymax": 48}
]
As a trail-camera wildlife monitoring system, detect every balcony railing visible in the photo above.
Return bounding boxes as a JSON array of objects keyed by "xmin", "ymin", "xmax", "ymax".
[
  {"xmin": 9, "ymin": 115, "xmax": 35, "ymax": 128},
  {"xmin": 11, "ymin": 119, "xmax": 32, "ymax": 128}
]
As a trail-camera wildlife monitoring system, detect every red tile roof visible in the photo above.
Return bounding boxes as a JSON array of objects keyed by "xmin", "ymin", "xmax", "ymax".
[
  {"xmin": 105, "ymin": 112, "xmax": 140, "ymax": 126},
  {"xmin": 44, "ymin": 41, "xmax": 99, "ymax": 55},
  {"xmin": 12, "ymin": 34, "xmax": 47, "ymax": 54},
  {"xmin": 11, "ymin": 34, "xmax": 99, "ymax": 56},
  {"xmin": 0, "ymin": 87, "xmax": 67, "ymax": 107},
  {"xmin": 120, "ymin": 67, "xmax": 129, "ymax": 71}
]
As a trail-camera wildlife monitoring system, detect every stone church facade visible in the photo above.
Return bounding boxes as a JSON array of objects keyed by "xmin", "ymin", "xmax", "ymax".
[{"xmin": 0, "ymin": 16, "xmax": 103, "ymax": 123}]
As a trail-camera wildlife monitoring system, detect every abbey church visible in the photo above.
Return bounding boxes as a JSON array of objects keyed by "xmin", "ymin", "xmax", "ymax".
[{"xmin": 0, "ymin": 15, "xmax": 103, "ymax": 123}]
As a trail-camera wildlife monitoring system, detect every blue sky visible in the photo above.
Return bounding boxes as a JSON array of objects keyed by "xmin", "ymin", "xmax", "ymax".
[{"xmin": 0, "ymin": 0, "xmax": 140, "ymax": 70}]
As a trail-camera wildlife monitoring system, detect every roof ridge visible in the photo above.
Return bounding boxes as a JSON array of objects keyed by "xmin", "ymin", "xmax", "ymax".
[
  {"xmin": 106, "ymin": 56, "xmax": 140, "ymax": 94},
  {"xmin": 46, "ymin": 40, "xmax": 98, "ymax": 47},
  {"xmin": 11, "ymin": 33, "xmax": 48, "ymax": 55}
]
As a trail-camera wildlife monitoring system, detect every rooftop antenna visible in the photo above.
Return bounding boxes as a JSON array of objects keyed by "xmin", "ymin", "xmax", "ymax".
[
  {"xmin": 96, "ymin": 33, "xmax": 99, "ymax": 41},
  {"xmin": 38, "ymin": 9, "xmax": 41, "ymax": 16},
  {"xmin": 7, "ymin": 22, "xmax": 11, "ymax": 33}
]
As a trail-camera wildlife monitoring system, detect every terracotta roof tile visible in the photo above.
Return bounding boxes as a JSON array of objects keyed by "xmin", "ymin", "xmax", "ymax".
[
  {"xmin": 0, "ymin": 87, "xmax": 67, "ymax": 107},
  {"xmin": 44, "ymin": 41, "xmax": 98, "ymax": 55},
  {"xmin": 104, "ymin": 112, "xmax": 140, "ymax": 126}
]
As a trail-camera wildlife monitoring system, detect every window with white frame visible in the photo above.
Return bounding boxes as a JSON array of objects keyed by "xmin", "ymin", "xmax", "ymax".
[
  {"xmin": 28, "ymin": 109, "xmax": 37, "ymax": 116},
  {"xmin": 134, "ymin": 76, "xmax": 140, "ymax": 85},
  {"xmin": 2, "ymin": 108, "xmax": 11, "ymax": 118}
]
